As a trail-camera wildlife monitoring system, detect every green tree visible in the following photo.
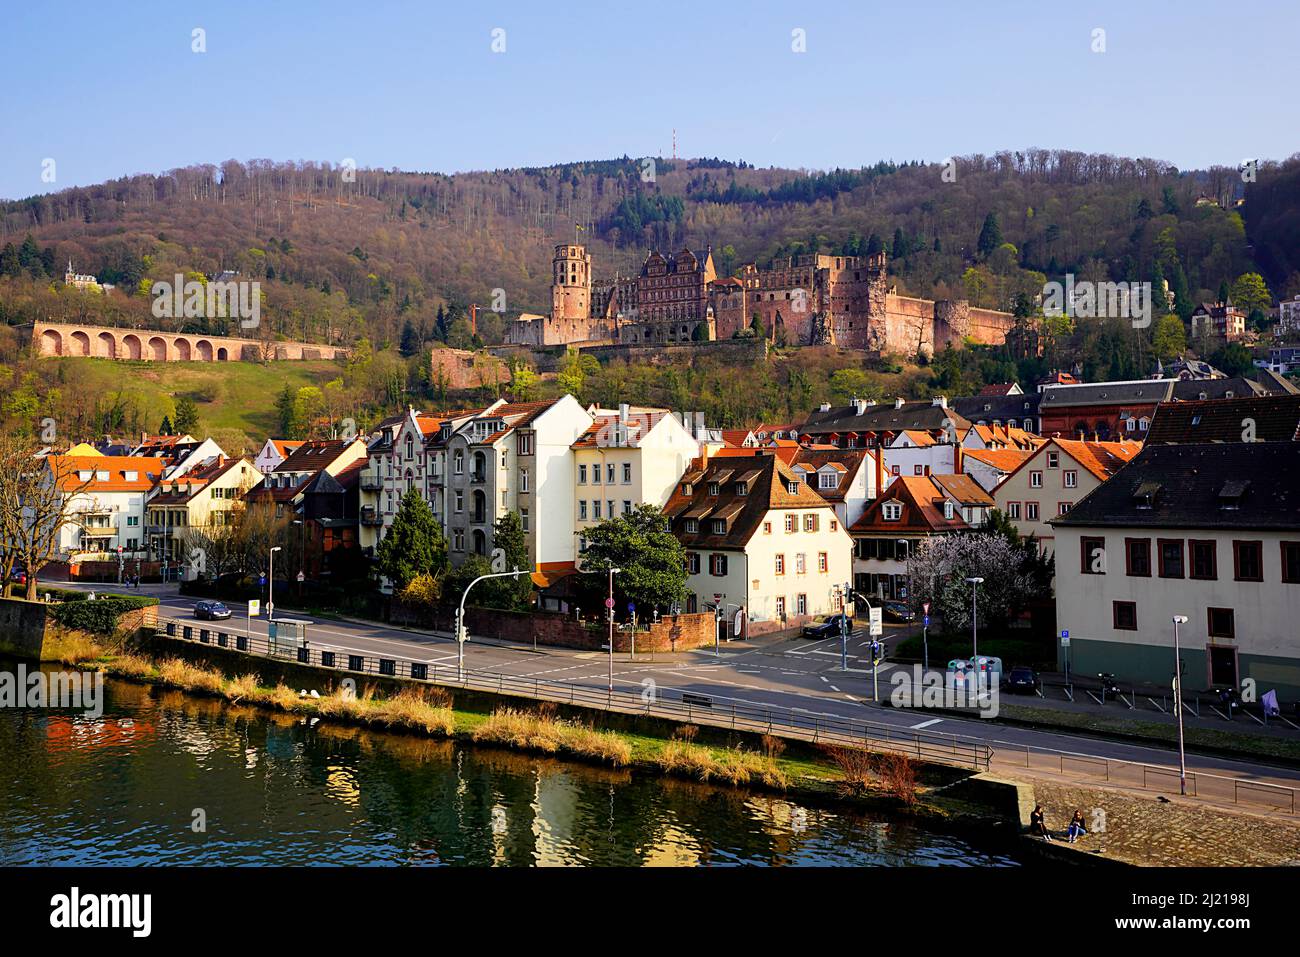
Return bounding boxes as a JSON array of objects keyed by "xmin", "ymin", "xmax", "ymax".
[
  {"xmin": 480, "ymin": 511, "xmax": 533, "ymax": 609},
  {"xmin": 1151, "ymin": 314, "xmax": 1186, "ymax": 360},
  {"xmin": 976, "ymin": 212, "xmax": 1003, "ymax": 258},
  {"xmin": 173, "ymin": 396, "xmax": 200, "ymax": 435},
  {"xmin": 376, "ymin": 488, "xmax": 447, "ymax": 591},
  {"xmin": 399, "ymin": 319, "xmax": 420, "ymax": 357},
  {"xmin": 274, "ymin": 383, "xmax": 295, "ymax": 436},
  {"xmin": 1230, "ymin": 272, "xmax": 1271, "ymax": 316},
  {"xmin": 158, "ymin": 415, "xmax": 174, "ymax": 435},
  {"xmin": 580, "ymin": 504, "xmax": 687, "ymax": 613}
]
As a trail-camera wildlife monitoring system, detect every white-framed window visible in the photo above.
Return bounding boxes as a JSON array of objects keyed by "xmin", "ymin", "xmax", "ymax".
[
  {"xmin": 521, "ymin": 508, "xmax": 530, "ymax": 532},
  {"xmin": 775, "ymin": 596, "xmax": 786, "ymax": 619},
  {"xmin": 883, "ymin": 502, "xmax": 902, "ymax": 521},
  {"xmin": 578, "ymin": 464, "xmax": 587, "ymax": 484},
  {"xmin": 453, "ymin": 451, "xmax": 464, "ymax": 474},
  {"xmin": 1058, "ymin": 502, "xmax": 1071, "ymax": 515},
  {"xmin": 1026, "ymin": 502, "xmax": 1039, "ymax": 521},
  {"xmin": 710, "ymin": 553, "xmax": 728, "ymax": 576},
  {"xmin": 818, "ymin": 552, "xmax": 828, "ymax": 573},
  {"xmin": 593, "ymin": 501, "xmax": 602, "ymax": 519},
  {"xmin": 708, "ymin": 482, "xmax": 719, "ymax": 496},
  {"xmin": 711, "ymin": 518, "xmax": 726, "ymax": 534},
  {"xmin": 687, "ymin": 552, "xmax": 700, "ymax": 574},
  {"xmin": 775, "ymin": 554, "xmax": 785, "ymax": 575},
  {"xmin": 622, "ymin": 463, "xmax": 632, "ymax": 484},
  {"xmin": 518, "ymin": 433, "xmax": 534, "ymax": 455},
  {"xmin": 1008, "ymin": 502, "xmax": 1021, "ymax": 519},
  {"xmin": 736, "ymin": 482, "xmax": 748, "ymax": 497},
  {"xmin": 1064, "ymin": 470, "xmax": 1077, "ymax": 488},
  {"xmin": 785, "ymin": 515, "xmax": 795, "ymax": 533},
  {"xmin": 520, "ymin": 469, "xmax": 529, "ymax": 493},
  {"xmin": 606, "ymin": 463, "xmax": 616, "ymax": 484},
  {"xmin": 623, "ymin": 500, "xmax": 631, "ymax": 515},
  {"xmin": 579, "ymin": 500, "xmax": 588, "ymax": 521},
  {"xmin": 1046, "ymin": 451, "xmax": 1059, "ymax": 469},
  {"xmin": 454, "ymin": 490, "xmax": 464, "ymax": 513},
  {"xmin": 943, "ymin": 501, "xmax": 954, "ymax": 520},
  {"xmin": 684, "ymin": 517, "xmax": 697, "ymax": 533},
  {"xmin": 1030, "ymin": 471, "xmax": 1043, "ymax": 488},
  {"xmin": 795, "ymin": 553, "xmax": 806, "ymax": 574},
  {"xmin": 819, "ymin": 472, "xmax": 838, "ymax": 489},
  {"xmin": 804, "ymin": 514, "xmax": 818, "ymax": 532},
  {"xmin": 796, "ymin": 594, "xmax": 807, "ymax": 616}
]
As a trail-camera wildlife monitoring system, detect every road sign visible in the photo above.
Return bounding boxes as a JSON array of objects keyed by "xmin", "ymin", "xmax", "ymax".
[
  {"xmin": 868, "ymin": 607, "xmax": 883, "ymax": 636},
  {"xmin": 627, "ymin": 602, "xmax": 635, "ymax": 613},
  {"xmin": 922, "ymin": 602, "xmax": 930, "ymax": 615},
  {"xmin": 923, "ymin": 615, "xmax": 930, "ymax": 628},
  {"xmin": 258, "ymin": 574, "xmax": 266, "ymax": 586},
  {"xmin": 116, "ymin": 545, "xmax": 123, "ymax": 554},
  {"xmin": 605, "ymin": 597, "xmax": 614, "ymax": 609},
  {"xmin": 248, "ymin": 600, "xmax": 260, "ymax": 617},
  {"xmin": 297, "ymin": 571, "xmax": 305, "ymax": 582},
  {"xmin": 1060, "ymin": 629, "xmax": 1070, "ymax": 647}
]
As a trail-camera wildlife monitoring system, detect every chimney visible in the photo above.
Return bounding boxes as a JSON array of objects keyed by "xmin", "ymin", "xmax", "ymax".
[
  {"xmin": 894, "ymin": 397, "xmax": 905, "ymax": 410},
  {"xmin": 874, "ymin": 437, "xmax": 885, "ymax": 497},
  {"xmin": 819, "ymin": 402, "xmax": 831, "ymax": 413},
  {"xmin": 953, "ymin": 439, "xmax": 963, "ymax": 475},
  {"xmin": 619, "ymin": 402, "xmax": 629, "ymax": 423},
  {"xmin": 931, "ymin": 396, "xmax": 947, "ymax": 408},
  {"xmin": 852, "ymin": 397, "xmax": 867, "ymax": 415}
]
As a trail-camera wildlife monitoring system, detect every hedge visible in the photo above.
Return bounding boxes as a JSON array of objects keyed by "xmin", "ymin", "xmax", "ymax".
[{"xmin": 47, "ymin": 595, "xmax": 158, "ymax": 636}]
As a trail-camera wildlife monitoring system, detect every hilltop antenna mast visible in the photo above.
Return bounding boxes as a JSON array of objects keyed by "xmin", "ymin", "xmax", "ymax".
[{"xmin": 672, "ymin": 129, "xmax": 677, "ymax": 161}]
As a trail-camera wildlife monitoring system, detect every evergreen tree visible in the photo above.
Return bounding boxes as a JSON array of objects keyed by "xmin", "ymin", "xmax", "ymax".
[
  {"xmin": 892, "ymin": 227, "xmax": 907, "ymax": 259},
  {"xmin": 399, "ymin": 319, "xmax": 420, "ymax": 357},
  {"xmin": 976, "ymin": 213, "xmax": 1003, "ymax": 258},
  {"xmin": 274, "ymin": 384, "xmax": 295, "ymax": 436},
  {"xmin": 376, "ymin": 488, "xmax": 447, "ymax": 592},
  {"xmin": 158, "ymin": 415, "xmax": 174, "ymax": 435},
  {"xmin": 480, "ymin": 512, "xmax": 532, "ymax": 609},
  {"xmin": 173, "ymin": 396, "xmax": 200, "ymax": 435}
]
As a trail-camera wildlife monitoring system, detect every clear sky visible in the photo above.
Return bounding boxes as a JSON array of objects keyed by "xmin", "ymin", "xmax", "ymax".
[{"xmin": 1, "ymin": 0, "xmax": 1295, "ymax": 200}]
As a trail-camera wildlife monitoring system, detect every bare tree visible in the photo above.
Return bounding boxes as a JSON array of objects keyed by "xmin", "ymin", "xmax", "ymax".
[{"xmin": 0, "ymin": 437, "xmax": 92, "ymax": 599}]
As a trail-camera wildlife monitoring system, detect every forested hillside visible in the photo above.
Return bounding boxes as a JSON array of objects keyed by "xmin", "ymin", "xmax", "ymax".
[{"xmin": 2, "ymin": 150, "xmax": 1296, "ymax": 353}]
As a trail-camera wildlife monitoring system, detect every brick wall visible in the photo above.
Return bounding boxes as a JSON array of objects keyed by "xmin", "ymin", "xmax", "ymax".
[{"xmin": 392, "ymin": 604, "xmax": 716, "ymax": 652}]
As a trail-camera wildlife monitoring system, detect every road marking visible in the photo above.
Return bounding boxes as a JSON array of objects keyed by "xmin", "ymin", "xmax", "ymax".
[
  {"xmin": 828, "ymin": 685, "xmax": 841, "ymax": 693},
  {"xmin": 910, "ymin": 718, "xmax": 944, "ymax": 729},
  {"xmin": 818, "ymin": 675, "xmax": 829, "ymax": 684}
]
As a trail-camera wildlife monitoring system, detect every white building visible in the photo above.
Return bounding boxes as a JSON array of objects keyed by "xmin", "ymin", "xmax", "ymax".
[{"xmin": 43, "ymin": 454, "xmax": 166, "ymax": 559}]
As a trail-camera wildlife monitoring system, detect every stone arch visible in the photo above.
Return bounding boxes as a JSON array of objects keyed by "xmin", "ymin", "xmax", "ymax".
[
  {"xmin": 39, "ymin": 328, "xmax": 62, "ymax": 356},
  {"xmin": 122, "ymin": 334, "xmax": 143, "ymax": 360},
  {"xmin": 196, "ymin": 339, "xmax": 214, "ymax": 361},
  {"xmin": 471, "ymin": 529, "xmax": 487, "ymax": 555},
  {"xmin": 95, "ymin": 331, "xmax": 116, "ymax": 358},
  {"xmin": 70, "ymin": 330, "xmax": 91, "ymax": 355},
  {"xmin": 216, "ymin": 347, "xmax": 229, "ymax": 361},
  {"xmin": 173, "ymin": 338, "xmax": 191, "ymax": 360},
  {"xmin": 148, "ymin": 336, "xmax": 168, "ymax": 361}
]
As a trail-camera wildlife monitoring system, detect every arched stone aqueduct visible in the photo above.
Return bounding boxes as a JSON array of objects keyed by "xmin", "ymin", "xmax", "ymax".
[{"xmin": 31, "ymin": 322, "xmax": 344, "ymax": 362}]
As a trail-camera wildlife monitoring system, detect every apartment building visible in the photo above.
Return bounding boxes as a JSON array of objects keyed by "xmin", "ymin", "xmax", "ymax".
[
  {"xmin": 145, "ymin": 457, "xmax": 262, "ymax": 577},
  {"xmin": 43, "ymin": 454, "xmax": 166, "ymax": 559}
]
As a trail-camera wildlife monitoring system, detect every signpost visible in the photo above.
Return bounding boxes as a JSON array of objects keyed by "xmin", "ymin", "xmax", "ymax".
[
  {"xmin": 247, "ymin": 599, "xmax": 260, "ymax": 646},
  {"xmin": 1061, "ymin": 629, "xmax": 1071, "ymax": 685},
  {"xmin": 922, "ymin": 601, "xmax": 931, "ymax": 671},
  {"xmin": 627, "ymin": 602, "xmax": 636, "ymax": 659}
]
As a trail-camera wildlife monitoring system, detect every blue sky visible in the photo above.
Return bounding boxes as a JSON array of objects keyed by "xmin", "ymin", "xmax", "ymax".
[{"xmin": 1, "ymin": 0, "xmax": 1295, "ymax": 200}]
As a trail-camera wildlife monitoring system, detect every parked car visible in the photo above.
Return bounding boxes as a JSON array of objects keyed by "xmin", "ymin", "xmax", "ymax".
[
  {"xmin": 1002, "ymin": 666, "xmax": 1041, "ymax": 694},
  {"xmin": 882, "ymin": 601, "xmax": 915, "ymax": 623},
  {"xmin": 802, "ymin": 613, "xmax": 853, "ymax": 639},
  {"xmin": 9, "ymin": 568, "xmax": 27, "ymax": 586},
  {"xmin": 194, "ymin": 600, "xmax": 232, "ymax": 621}
]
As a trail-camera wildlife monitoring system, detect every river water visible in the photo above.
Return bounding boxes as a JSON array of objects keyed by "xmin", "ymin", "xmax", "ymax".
[{"xmin": 0, "ymin": 666, "xmax": 1019, "ymax": 866}]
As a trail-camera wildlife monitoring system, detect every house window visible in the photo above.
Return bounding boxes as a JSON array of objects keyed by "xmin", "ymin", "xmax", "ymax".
[
  {"xmin": 1081, "ymin": 536, "xmax": 1106, "ymax": 574},
  {"xmin": 1025, "ymin": 502, "xmax": 1039, "ymax": 521},
  {"xmin": 775, "ymin": 554, "xmax": 785, "ymax": 575},
  {"xmin": 708, "ymin": 482, "xmax": 720, "ymax": 496},
  {"xmin": 943, "ymin": 501, "xmax": 954, "ymax": 520},
  {"xmin": 593, "ymin": 501, "xmax": 602, "ymax": 520},
  {"xmin": 796, "ymin": 594, "xmax": 807, "ymax": 616},
  {"xmin": 1113, "ymin": 601, "xmax": 1137, "ymax": 631},
  {"xmin": 1233, "ymin": 540, "xmax": 1263, "ymax": 582},
  {"xmin": 890, "ymin": 465, "xmax": 900, "ymax": 476},
  {"xmin": 1207, "ymin": 607, "xmax": 1235, "ymax": 639},
  {"xmin": 785, "ymin": 515, "xmax": 795, "ymax": 533},
  {"xmin": 622, "ymin": 463, "xmax": 632, "ymax": 484},
  {"xmin": 454, "ymin": 490, "xmax": 464, "ymax": 513},
  {"xmin": 736, "ymin": 482, "xmax": 748, "ymax": 497},
  {"xmin": 1046, "ymin": 451, "xmax": 1059, "ymax": 469},
  {"xmin": 710, "ymin": 554, "xmax": 728, "ymax": 576},
  {"xmin": 454, "ymin": 451, "xmax": 464, "ymax": 474},
  {"xmin": 1190, "ymin": 540, "xmax": 1217, "ymax": 580},
  {"xmin": 1282, "ymin": 542, "xmax": 1300, "ymax": 584},
  {"xmin": 795, "ymin": 553, "xmax": 806, "ymax": 574},
  {"xmin": 607, "ymin": 500, "xmax": 615, "ymax": 518},
  {"xmin": 883, "ymin": 502, "xmax": 902, "ymax": 521},
  {"xmin": 1125, "ymin": 538, "xmax": 1151, "ymax": 577},
  {"xmin": 1158, "ymin": 539, "xmax": 1184, "ymax": 579},
  {"xmin": 804, "ymin": 514, "xmax": 818, "ymax": 532},
  {"xmin": 578, "ymin": 464, "xmax": 587, "ymax": 484},
  {"xmin": 518, "ymin": 433, "xmax": 534, "ymax": 455},
  {"xmin": 763, "ymin": 521, "xmax": 772, "ymax": 534},
  {"xmin": 1030, "ymin": 471, "xmax": 1043, "ymax": 488},
  {"xmin": 687, "ymin": 552, "xmax": 700, "ymax": 574},
  {"xmin": 520, "ymin": 469, "xmax": 529, "ymax": 493},
  {"xmin": 453, "ymin": 528, "xmax": 464, "ymax": 551},
  {"xmin": 914, "ymin": 465, "xmax": 924, "ymax": 476},
  {"xmin": 1064, "ymin": 470, "xmax": 1077, "ymax": 489},
  {"xmin": 711, "ymin": 519, "xmax": 726, "ymax": 534},
  {"xmin": 606, "ymin": 463, "xmax": 616, "ymax": 484},
  {"xmin": 1055, "ymin": 502, "xmax": 1069, "ymax": 516},
  {"xmin": 830, "ymin": 521, "xmax": 838, "ymax": 532},
  {"xmin": 1008, "ymin": 502, "xmax": 1021, "ymax": 519},
  {"xmin": 684, "ymin": 518, "xmax": 697, "ymax": 533},
  {"xmin": 775, "ymin": 596, "xmax": 786, "ymax": 619},
  {"xmin": 819, "ymin": 472, "xmax": 838, "ymax": 489},
  {"xmin": 623, "ymin": 500, "xmax": 631, "ymax": 515},
  {"xmin": 786, "ymin": 481, "xmax": 799, "ymax": 494},
  {"xmin": 580, "ymin": 500, "xmax": 588, "ymax": 521},
  {"xmin": 521, "ymin": 508, "xmax": 530, "ymax": 533}
]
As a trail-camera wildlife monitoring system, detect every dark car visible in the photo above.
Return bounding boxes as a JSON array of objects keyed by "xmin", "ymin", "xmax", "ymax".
[
  {"xmin": 802, "ymin": 613, "xmax": 853, "ymax": 639},
  {"xmin": 9, "ymin": 567, "xmax": 27, "ymax": 585},
  {"xmin": 882, "ymin": 601, "xmax": 915, "ymax": 623},
  {"xmin": 194, "ymin": 600, "xmax": 232, "ymax": 621},
  {"xmin": 1003, "ymin": 666, "xmax": 1041, "ymax": 694}
]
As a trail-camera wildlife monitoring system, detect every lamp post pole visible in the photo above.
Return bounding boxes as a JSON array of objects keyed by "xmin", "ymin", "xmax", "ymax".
[
  {"xmin": 268, "ymin": 546, "xmax": 281, "ymax": 622},
  {"xmin": 1172, "ymin": 615, "xmax": 1189, "ymax": 795},
  {"xmin": 456, "ymin": 568, "xmax": 529, "ymax": 679},
  {"xmin": 606, "ymin": 567, "xmax": 621, "ymax": 693},
  {"xmin": 965, "ymin": 577, "xmax": 984, "ymax": 658}
]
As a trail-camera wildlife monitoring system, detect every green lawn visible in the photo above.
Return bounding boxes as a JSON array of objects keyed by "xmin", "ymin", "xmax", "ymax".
[{"xmin": 53, "ymin": 356, "xmax": 345, "ymax": 447}]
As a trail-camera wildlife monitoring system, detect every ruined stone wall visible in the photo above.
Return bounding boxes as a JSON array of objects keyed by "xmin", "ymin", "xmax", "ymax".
[{"xmin": 429, "ymin": 347, "xmax": 510, "ymax": 391}]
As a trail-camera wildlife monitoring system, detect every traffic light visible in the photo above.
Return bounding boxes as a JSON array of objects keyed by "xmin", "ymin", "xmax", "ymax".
[{"xmin": 871, "ymin": 641, "xmax": 886, "ymax": 665}]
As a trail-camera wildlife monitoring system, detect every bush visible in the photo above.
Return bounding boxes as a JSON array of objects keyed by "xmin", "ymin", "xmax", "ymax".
[{"xmin": 47, "ymin": 594, "xmax": 158, "ymax": 636}]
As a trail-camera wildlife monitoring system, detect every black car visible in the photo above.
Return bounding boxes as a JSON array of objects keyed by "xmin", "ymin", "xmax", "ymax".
[
  {"xmin": 802, "ymin": 613, "xmax": 853, "ymax": 639},
  {"xmin": 882, "ymin": 601, "xmax": 915, "ymax": 623},
  {"xmin": 1003, "ymin": 666, "xmax": 1041, "ymax": 694},
  {"xmin": 194, "ymin": 600, "xmax": 232, "ymax": 621}
]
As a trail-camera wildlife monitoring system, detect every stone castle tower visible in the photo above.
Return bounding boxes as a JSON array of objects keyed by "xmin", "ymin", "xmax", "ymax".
[{"xmin": 551, "ymin": 243, "xmax": 591, "ymax": 324}]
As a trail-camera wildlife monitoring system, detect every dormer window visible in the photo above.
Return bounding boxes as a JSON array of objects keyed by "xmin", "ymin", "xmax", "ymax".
[
  {"xmin": 786, "ymin": 481, "xmax": 799, "ymax": 495},
  {"xmin": 735, "ymin": 482, "xmax": 748, "ymax": 497},
  {"xmin": 1133, "ymin": 481, "xmax": 1161, "ymax": 510},
  {"xmin": 707, "ymin": 482, "xmax": 720, "ymax": 496},
  {"xmin": 685, "ymin": 518, "xmax": 698, "ymax": 533},
  {"xmin": 819, "ymin": 472, "xmax": 838, "ymax": 490},
  {"xmin": 711, "ymin": 519, "xmax": 726, "ymax": 535},
  {"xmin": 1218, "ymin": 479, "xmax": 1249, "ymax": 510},
  {"xmin": 681, "ymin": 482, "xmax": 693, "ymax": 496},
  {"xmin": 883, "ymin": 502, "xmax": 902, "ymax": 521},
  {"xmin": 943, "ymin": 501, "xmax": 954, "ymax": 520}
]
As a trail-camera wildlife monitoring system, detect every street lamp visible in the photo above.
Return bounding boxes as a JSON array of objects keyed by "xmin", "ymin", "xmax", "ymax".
[
  {"xmin": 268, "ymin": 546, "xmax": 282, "ymax": 621},
  {"xmin": 455, "ymin": 566, "xmax": 530, "ymax": 678},
  {"xmin": 1172, "ymin": 614, "xmax": 1189, "ymax": 795},
  {"xmin": 965, "ymin": 577, "xmax": 984, "ymax": 658},
  {"xmin": 606, "ymin": 567, "xmax": 621, "ymax": 693}
]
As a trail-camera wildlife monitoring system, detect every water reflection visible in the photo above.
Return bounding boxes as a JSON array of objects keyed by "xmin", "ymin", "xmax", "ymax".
[{"xmin": 0, "ymin": 664, "xmax": 1018, "ymax": 867}]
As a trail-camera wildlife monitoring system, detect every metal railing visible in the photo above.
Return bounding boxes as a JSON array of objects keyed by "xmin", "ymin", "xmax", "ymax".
[
  {"xmin": 1006, "ymin": 741, "xmax": 1298, "ymax": 815},
  {"xmin": 156, "ymin": 617, "xmax": 992, "ymax": 770}
]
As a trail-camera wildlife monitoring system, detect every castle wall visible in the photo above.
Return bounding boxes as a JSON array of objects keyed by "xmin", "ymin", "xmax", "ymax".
[{"xmin": 429, "ymin": 347, "xmax": 510, "ymax": 391}]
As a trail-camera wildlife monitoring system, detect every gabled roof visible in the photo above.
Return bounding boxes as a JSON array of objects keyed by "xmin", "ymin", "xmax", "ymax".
[
  {"xmin": 802, "ymin": 400, "xmax": 971, "ymax": 436},
  {"xmin": 952, "ymin": 392, "xmax": 1041, "ymax": 423},
  {"xmin": 1146, "ymin": 395, "xmax": 1300, "ymax": 444},
  {"xmin": 849, "ymin": 476, "xmax": 972, "ymax": 534},
  {"xmin": 46, "ymin": 455, "xmax": 165, "ymax": 493},
  {"xmin": 1170, "ymin": 377, "xmax": 1265, "ymax": 402},
  {"xmin": 1052, "ymin": 442, "xmax": 1300, "ymax": 531},
  {"xmin": 931, "ymin": 473, "xmax": 995, "ymax": 506},
  {"xmin": 1051, "ymin": 438, "xmax": 1142, "ymax": 480},
  {"xmin": 275, "ymin": 438, "xmax": 357, "ymax": 473},
  {"xmin": 270, "ymin": 439, "xmax": 305, "ymax": 458},
  {"xmin": 788, "ymin": 448, "xmax": 870, "ymax": 500},
  {"xmin": 149, "ymin": 456, "xmax": 249, "ymax": 504},
  {"xmin": 961, "ymin": 447, "xmax": 1031, "ymax": 474},
  {"xmin": 664, "ymin": 451, "xmax": 834, "ymax": 550}
]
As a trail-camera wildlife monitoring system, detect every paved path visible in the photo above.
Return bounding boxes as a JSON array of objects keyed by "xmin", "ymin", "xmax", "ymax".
[{"xmin": 62, "ymin": 580, "xmax": 1300, "ymax": 817}]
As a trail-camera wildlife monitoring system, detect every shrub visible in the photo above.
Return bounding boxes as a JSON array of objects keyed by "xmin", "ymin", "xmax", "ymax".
[
  {"xmin": 156, "ymin": 657, "xmax": 224, "ymax": 694},
  {"xmin": 48, "ymin": 595, "xmax": 157, "ymax": 636},
  {"xmin": 873, "ymin": 752, "xmax": 918, "ymax": 805}
]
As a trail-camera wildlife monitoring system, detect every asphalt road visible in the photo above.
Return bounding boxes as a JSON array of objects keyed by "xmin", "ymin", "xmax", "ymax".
[{"xmin": 61, "ymin": 581, "xmax": 1300, "ymax": 802}]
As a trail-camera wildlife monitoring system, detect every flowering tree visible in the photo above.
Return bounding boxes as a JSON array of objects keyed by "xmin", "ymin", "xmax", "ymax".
[{"xmin": 905, "ymin": 531, "xmax": 1043, "ymax": 633}]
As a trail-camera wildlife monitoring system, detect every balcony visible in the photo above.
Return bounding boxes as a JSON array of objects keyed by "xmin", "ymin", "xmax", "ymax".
[
  {"xmin": 360, "ymin": 472, "xmax": 383, "ymax": 492},
  {"xmin": 360, "ymin": 506, "xmax": 383, "ymax": 527}
]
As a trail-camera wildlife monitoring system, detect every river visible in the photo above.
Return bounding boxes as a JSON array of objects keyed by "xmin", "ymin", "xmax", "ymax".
[{"xmin": 0, "ymin": 665, "xmax": 1020, "ymax": 866}]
